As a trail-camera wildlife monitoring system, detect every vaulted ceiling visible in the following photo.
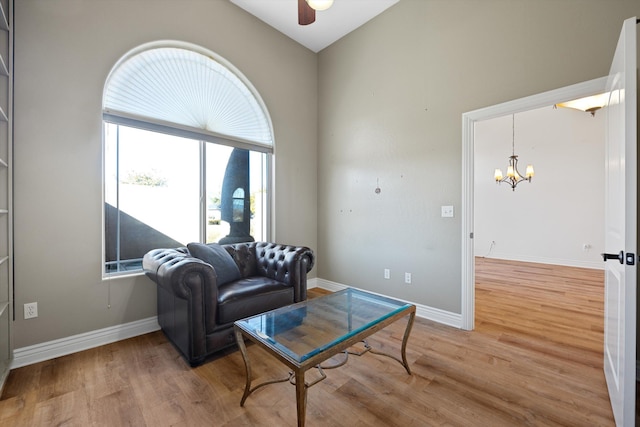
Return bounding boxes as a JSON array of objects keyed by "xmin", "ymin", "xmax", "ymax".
[{"xmin": 229, "ymin": 0, "xmax": 399, "ymax": 52}]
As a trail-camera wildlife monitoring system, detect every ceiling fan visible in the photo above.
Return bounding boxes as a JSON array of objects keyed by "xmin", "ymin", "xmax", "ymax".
[{"xmin": 298, "ymin": 0, "xmax": 334, "ymax": 25}]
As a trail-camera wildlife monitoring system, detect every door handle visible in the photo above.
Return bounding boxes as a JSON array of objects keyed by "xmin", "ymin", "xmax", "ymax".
[{"xmin": 601, "ymin": 250, "xmax": 624, "ymax": 264}]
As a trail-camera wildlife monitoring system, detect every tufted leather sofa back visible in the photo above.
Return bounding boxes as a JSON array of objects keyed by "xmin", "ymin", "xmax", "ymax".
[
  {"xmin": 221, "ymin": 242, "xmax": 315, "ymax": 283},
  {"xmin": 223, "ymin": 242, "xmax": 258, "ymax": 278}
]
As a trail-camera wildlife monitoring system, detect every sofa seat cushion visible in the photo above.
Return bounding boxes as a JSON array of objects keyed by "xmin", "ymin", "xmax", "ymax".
[{"xmin": 216, "ymin": 277, "xmax": 293, "ymax": 325}]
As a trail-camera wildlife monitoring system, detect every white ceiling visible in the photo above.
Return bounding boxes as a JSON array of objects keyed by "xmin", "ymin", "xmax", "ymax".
[{"xmin": 229, "ymin": 0, "xmax": 400, "ymax": 52}]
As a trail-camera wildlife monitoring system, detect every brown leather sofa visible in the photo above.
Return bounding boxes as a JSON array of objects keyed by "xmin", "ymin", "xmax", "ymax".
[{"xmin": 142, "ymin": 241, "xmax": 315, "ymax": 366}]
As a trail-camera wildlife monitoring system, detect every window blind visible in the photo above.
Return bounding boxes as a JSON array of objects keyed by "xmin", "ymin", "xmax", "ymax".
[{"xmin": 103, "ymin": 46, "xmax": 273, "ymax": 148}]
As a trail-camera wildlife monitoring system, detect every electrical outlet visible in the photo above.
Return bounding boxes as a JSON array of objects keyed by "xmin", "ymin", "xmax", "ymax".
[
  {"xmin": 405, "ymin": 273, "xmax": 412, "ymax": 284},
  {"xmin": 441, "ymin": 205, "xmax": 454, "ymax": 218},
  {"xmin": 384, "ymin": 269, "xmax": 390, "ymax": 279},
  {"xmin": 24, "ymin": 302, "xmax": 38, "ymax": 319}
]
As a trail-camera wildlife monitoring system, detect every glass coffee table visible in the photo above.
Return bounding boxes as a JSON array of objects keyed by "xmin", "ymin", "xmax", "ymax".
[{"xmin": 234, "ymin": 288, "xmax": 416, "ymax": 427}]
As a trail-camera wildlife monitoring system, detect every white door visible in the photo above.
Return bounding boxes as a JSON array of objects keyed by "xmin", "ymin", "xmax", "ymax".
[{"xmin": 603, "ymin": 16, "xmax": 637, "ymax": 427}]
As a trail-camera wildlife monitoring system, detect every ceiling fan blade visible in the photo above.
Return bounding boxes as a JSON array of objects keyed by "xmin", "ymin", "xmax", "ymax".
[{"xmin": 298, "ymin": 0, "xmax": 315, "ymax": 25}]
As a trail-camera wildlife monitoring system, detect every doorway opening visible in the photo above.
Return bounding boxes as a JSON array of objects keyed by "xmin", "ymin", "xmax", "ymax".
[
  {"xmin": 471, "ymin": 96, "xmax": 607, "ymax": 374},
  {"xmin": 461, "ymin": 76, "xmax": 607, "ymax": 330}
]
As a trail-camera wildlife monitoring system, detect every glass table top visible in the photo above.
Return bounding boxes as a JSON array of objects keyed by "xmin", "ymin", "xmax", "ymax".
[{"xmin": 235, "ymin": 288, "xmax": 413, "ymax": 363}]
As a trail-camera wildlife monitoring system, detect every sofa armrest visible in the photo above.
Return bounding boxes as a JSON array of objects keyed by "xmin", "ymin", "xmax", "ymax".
[
  {"xmin": 143, "ymin": 248, "xmax": 218, "ymax": 363},
  {"xmin": 253, "ymin": 243, "xmax": 315, "ymax": 302},
  {"xmin": 144, "ymin": 248, "xmax": 217, "ymax": 299}
]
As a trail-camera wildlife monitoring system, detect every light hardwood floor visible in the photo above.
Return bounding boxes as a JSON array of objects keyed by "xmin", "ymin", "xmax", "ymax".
[{"xmin": 0, "ymin": 259, "xmax": 615, "ymax": 426}]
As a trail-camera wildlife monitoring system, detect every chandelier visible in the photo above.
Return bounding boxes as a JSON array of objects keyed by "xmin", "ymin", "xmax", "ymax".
[{"xmin": 494, "ymin": 114, "xmax": 534, "ymax": 191}]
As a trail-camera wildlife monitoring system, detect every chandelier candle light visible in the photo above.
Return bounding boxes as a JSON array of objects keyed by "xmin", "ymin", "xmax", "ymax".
[{"xmin": 494, "ymin": 114, "xmax": 534, "ymax": 191}]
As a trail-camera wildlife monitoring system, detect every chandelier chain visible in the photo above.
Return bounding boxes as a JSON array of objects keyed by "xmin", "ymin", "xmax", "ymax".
[{"xmin": 512, "ymin": 115, "xmax": 515, "ymax": 156}]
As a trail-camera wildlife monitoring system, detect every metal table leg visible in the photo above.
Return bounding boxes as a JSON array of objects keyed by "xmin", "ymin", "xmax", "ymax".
[
  {"xmin": 235, "ymin": 327, "xmax": 253, "ymax": 407},
  {"xmin": 294, "ymin": 369, "xmax": 307, "ymax": 427}
]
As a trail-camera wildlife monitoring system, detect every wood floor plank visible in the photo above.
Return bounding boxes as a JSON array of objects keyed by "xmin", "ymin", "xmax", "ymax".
[{"xmin": 0, "ymin": 259, "xmax": 617, "ymax": 426}]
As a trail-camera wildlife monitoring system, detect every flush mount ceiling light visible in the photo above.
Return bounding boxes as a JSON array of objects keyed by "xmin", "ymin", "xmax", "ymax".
[
  {"xmin": 555, "ymin": 92, "xmax": 609, "ymax": 116},
  {"xmin": 299, "ymin": 0, "xmax": 334, "ymax": 25},
  {"xmin": 494, "ymin": 114, "xmax": 534, "ymax": 191},
  {"xmin": 307, "ymin": 0, "xmax": 334, "ymax": 11}
]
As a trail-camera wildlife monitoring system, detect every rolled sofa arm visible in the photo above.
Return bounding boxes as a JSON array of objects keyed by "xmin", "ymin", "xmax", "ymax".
[
  {"xmin": 143, "ymin": 248, "xmax": 217, "ymax": 299},
  {"xmin": 142, "ymin": 248, "xmax": 218, "ymax": 363},
  {"xmin": 253, "ymin": 242, "xmax": 315, "ymax": 302}
]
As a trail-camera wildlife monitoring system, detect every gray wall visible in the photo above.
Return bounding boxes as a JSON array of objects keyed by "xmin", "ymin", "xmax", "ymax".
[
  {"xmin": 317, "ymin": 0, "xmax": 639, "ymax": 313},
  {"xmin": 13, "ymin": 1, "xmax": 318, "ymax": 348}
]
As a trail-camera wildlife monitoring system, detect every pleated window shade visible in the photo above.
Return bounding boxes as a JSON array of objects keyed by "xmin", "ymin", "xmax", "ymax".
[{"xmin": 103, "ymin": 46, "xmax": 273, "ymax": 148}]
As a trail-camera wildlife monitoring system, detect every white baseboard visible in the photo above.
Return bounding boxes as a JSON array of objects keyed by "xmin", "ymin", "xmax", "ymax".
[
  {"xmin": 307, "ymin": 277, "xmax": 319, "ymax": 289},
  {"xmin": 11, "ymin": 317, "xmax": 160, "ymax": 369},
  {"xmin": 313, "ymin": 278, "xmax": 463, "ymax": 328}
]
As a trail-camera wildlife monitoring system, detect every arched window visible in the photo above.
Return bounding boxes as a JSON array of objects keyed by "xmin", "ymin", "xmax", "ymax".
[{"xmin": 102, "ymin": 41, "xmax": 273, "ymax": 276}]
